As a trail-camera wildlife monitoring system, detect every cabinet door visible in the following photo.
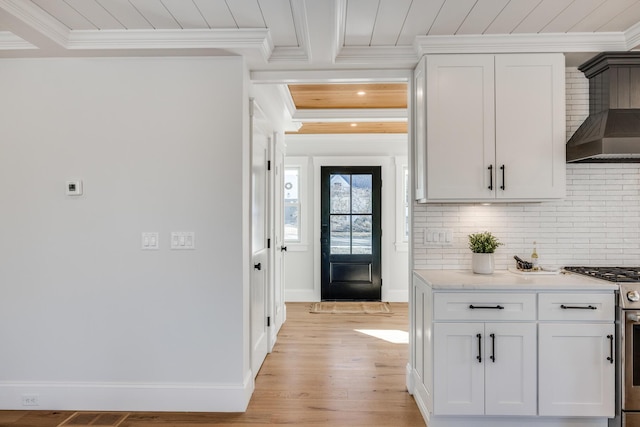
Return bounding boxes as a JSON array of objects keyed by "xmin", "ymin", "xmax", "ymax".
[
  {"xmin": 426, "ymin": 55, "xmax": 495, "ymax": 200},
  {"xmin": 484, "ymin": 323, "xmax": 537, "ymax": 416},
  {"xmin": 539, "ymin": 323, "xmax": 615, "ymax": 417},
  {"xmin": 414, "ymin": 57, "xmax": 426, "ymax": 201},
  {"xmin": 495, "ymin": 54, "xmax": 566, "ymax": 199},
  {"xmin": 433, "ymin": 323, "xmax": 484, "ymax": 415}
]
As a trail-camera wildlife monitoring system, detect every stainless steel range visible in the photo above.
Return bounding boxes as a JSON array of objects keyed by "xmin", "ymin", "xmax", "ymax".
[{"xmin": 565, "ymin": 266, "xmax": 640, "ymax": 427}]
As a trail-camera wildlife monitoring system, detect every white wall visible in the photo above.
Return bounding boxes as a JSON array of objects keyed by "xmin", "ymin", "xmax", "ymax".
[
  {"xmin": 412, "ymin": 68, "xmax": 640, "ymax": 270},
  {"xmin": 0, "ymin": 57, "xmax": 253, "ymax": 411},
  {"xmin": 285, "ymin": 135, "xmax": 409, "ymax": 302}
]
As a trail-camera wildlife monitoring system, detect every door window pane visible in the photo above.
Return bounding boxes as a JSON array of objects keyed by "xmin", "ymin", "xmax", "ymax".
[
  {"xmin": 330, "ymin": 174, "xmax": 351, "ymax": 214},
  {"xmin": 351, "ymin": 174, "xmax": 372, "ymax": 214},
  {"xmin": 330, "ymin": 215, "xmax": 350, "ymax": 254},
  {"xmin": 352, "ymin": 215, "xmax": 372, "ymax": 254}
]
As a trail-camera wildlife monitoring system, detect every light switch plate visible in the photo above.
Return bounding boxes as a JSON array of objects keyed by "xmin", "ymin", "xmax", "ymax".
[
  {"xmin": 141, "ymin": 232, "xmax": 159, "ymax": 250},
  {"xmin": 424, "ymin": 228, "xmax": 453, "ymax": 246},
  {"xmin": 171, "ymin": 232, "xmax": 195, "ymax": 250}
]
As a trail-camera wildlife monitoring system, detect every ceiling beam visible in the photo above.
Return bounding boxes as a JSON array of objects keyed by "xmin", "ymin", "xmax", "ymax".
[
  {"xmin": 0, "ymin": 0, "xmax": 68, "ymax": 51},
  {"xmin": 293, "ymin": 108, "xmax": 407, "ymax": 122}
]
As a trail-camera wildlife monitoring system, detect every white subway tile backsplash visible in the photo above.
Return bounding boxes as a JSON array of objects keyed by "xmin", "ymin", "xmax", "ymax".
[{"xmin": 412, "ymin": 68, "xmax": 640, "ymax": 270}]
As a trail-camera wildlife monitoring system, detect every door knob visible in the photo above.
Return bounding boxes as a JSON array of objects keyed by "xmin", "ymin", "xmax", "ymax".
[{"xmin": 254, "ymin": 262, "xmax": 262, "ymax": 270}]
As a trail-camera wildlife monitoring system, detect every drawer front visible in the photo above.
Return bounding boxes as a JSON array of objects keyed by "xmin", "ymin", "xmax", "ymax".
[
  {"xmin": 433, "ymin": 292, "xmax": 536, "ymax": 321},
  {"xmin": 538, "ymin": 293, "xmax": 615, "ymax": 321}
]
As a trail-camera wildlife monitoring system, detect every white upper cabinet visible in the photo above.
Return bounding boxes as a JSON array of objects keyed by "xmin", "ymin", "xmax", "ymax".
[{"xmin": 415, "ymin": 53, "xmax": 566, "ymax": 202}]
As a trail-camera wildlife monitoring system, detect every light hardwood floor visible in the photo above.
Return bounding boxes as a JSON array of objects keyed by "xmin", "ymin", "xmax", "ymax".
[{"xmin": 0, "ymin": 302, "xmax": 425, "ymax": 427}]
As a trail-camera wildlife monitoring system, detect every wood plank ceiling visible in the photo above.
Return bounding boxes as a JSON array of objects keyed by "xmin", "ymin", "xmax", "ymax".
[{"xmin": 287, "ymin": 83, "xmax": 408, "ymax": 134}]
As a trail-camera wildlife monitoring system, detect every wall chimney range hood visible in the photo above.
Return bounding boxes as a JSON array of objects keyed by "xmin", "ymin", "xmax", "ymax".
[{"xmin": 566, "ymin": 52, "xmax": 640, "ymax": 162}]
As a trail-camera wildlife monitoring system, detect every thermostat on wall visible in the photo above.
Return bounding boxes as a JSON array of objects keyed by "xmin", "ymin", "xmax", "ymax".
[{"xmin": 66, "ymin": 180, "xmax": 83, "ymax": 196}]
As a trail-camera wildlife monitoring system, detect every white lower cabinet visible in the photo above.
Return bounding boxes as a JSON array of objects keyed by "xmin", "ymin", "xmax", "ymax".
[
  {"xmin": 538, "ymin": 323, "xmax": 615, "ymax": 417},
  {"xmin": 434, "ymin": 322, "xmax": 536, "ymax": 416},
  {"xmin": 410, "ymin": 276, "xmax": 616, "ymax": 427}
]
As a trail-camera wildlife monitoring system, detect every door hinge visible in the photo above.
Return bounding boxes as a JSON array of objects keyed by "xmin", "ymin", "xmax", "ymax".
[
  {"xmin": 267, "ymin": 160, "xmax": 271, "ymax": 171},
  {"xmin": 267, "ymin": 316, "xmax": 271, "ymax": 327},
  {"xmin": 267, "ymin": 238, "xmax": 271, "ymax": 248}
]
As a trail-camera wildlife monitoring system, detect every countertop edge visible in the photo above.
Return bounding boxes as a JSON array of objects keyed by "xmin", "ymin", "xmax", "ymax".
[{"xmin": 413, "ymin": 269, "xmax": 619, "ymax": 291}]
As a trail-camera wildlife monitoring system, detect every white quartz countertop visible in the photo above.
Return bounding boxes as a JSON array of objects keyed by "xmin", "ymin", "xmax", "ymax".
[{"xmin": 414, "ymin": 269, "xmax": 618, "ymax": 291}]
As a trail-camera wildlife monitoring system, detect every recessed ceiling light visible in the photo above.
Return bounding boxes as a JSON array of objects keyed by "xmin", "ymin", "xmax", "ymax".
[
  {"xmin": 357, "ymin": 91, "xmax": 366, "ymax": 96},
  {"xmin": 350, "ymin": 123, "xmax": 358, "ymax": 127}
]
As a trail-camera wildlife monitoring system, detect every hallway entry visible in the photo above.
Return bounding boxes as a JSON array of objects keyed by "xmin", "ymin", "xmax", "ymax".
[{"xmin": 320, "ymin": 166, "xmax": 382, "ymax": 300}]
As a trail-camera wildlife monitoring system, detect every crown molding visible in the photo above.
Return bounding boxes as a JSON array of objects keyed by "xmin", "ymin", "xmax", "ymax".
[
  {"xmin": 269, "ymin": 46, "xmax": 309, "ymax": 62},
  {"xmin": 66, "ymin": 29, "xmax": 273, "ymax": 59},
  {"xmin": 625, "ymin": 21, "xmax": 640, "ymax": 50},
  {"xmin": 293, "ymin": 108, "xmax": 407, "ymax": 122},
  {"xmin": 250, "ymin": 69, "xmax": 411, "ymax": 84},
  {"xmin": 0, "ymin": 31, "xmax": 34, "ymax": 49},
  {"xmin": 415, "ymin": 32, "xmax": 628, "ymax": 56},
  {"xmin": 285, "ymin": 133, "xmax": 407, "ymax": 144},
  {"xmin": 334, "ymin": 45, "xmax": 418, "ymax": 66}
]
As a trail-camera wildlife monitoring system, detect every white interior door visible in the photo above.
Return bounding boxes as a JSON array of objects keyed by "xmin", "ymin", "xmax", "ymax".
[
  {"xmin": 250, "ymin": 100, "xmax": 269, "ymax": 377},
  {"xmin": 272, "ymin": 138, "xmax": 286, "ymax": 340}
]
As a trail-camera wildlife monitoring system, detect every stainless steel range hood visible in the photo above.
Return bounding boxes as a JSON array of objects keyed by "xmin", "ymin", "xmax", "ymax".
[{"xmin": 566, "ymin": 52, "xmax": 640, "ymax": 163}]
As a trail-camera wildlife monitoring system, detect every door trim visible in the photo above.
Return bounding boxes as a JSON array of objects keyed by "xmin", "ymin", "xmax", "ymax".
[{"xmin": 313, "ymin": 156, "xmax": 390, "ymax": 301}]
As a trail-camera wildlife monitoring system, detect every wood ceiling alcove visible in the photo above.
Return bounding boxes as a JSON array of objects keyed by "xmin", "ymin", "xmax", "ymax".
[{"xmin": 287, "ymin": 83, "xmax": 408, "ymax": 134}]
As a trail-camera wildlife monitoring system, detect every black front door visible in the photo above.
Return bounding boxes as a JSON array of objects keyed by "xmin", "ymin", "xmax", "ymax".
[{"xmin": 320, "ymin": 166, "xmax": 382, "ymax": 300}]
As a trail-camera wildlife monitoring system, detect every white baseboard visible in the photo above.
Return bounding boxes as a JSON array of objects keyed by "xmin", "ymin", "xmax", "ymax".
[
  {"xmin": 0, "ymin": 373, "xmax": 254, "ymax": 412},
  {"xmin": 384, "ymin": 289, "xmax": 408, "ymax": 302},
  {"xmin": 285, "ymin": 289, "xmax": 317, "ymax": 302}
]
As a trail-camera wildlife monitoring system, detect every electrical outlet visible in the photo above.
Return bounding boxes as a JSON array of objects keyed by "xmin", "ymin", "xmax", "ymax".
[{"xmin": 21, "ymin": 394, "xmax": 39, "ymax": 406}]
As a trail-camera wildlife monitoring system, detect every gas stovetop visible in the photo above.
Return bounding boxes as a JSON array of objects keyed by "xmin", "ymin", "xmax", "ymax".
[
  {"xmin": 564, "ymin": 266, "xmax": 640, "ymax": 283},
  {"xmin": 564, "ymin": 266, "xmax": 640, "ymax": 309}
]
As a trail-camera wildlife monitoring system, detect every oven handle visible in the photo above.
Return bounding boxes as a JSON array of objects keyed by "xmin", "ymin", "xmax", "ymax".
[{"xmin": 627, "ymin": 312, "xmax": 640, "ymax": 323}]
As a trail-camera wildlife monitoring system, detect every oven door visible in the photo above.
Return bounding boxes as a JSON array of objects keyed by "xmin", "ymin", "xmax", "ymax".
[{"xmin": 625, "ymin": 311, "xmax": 640, "ymax": 412}]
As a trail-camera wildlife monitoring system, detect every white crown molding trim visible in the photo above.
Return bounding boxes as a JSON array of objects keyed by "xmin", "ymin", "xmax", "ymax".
[
  {"xmin": 0, "ymin": 0, "xmax": 69, "ymax": 47},
  {"xmin": 334, "ymin": 0, "xmax": 347, "ymax": 62},
  {"xmin": 286, "ymin": 133, "xmax": 407, "ymax": 143},
  {"xmin": 269, "ymin": 46, "xmax": 309, "ymax": 62},
  {"xmin": 250, "ymin": 69, "xmax": 411, "ymax": 84},
  {"xmin": 293, "ymin": 108, "xmax": 408, "ymax": 122},
  {"xmin": 66, "ymin": 29, "xmax": 273, "ymax": 60},
  {"xmin": 414, "ymin": 32, "xmax": 628, "ymax": 55},
  {"xmin": 625, "ymin": 21, "xmax": 640, "ymax": 50},
  {"xmin": 291, "ymin": 0, "xmax": 311, "ymax": 62},
  {"xmin": 277, "ymin": 84, "xmax": 297, "ymax": 119},
  {"xmin": 335, "ymin": 45, "xmax": 418, "ymax": 66},
  {"xmin": 0, "ymin": 31, "xmax": 35, "ymax": 49}
]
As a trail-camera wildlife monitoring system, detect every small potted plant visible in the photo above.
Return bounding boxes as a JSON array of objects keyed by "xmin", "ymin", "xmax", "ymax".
[{"xmin": 468, "ymin": 231, "xmax": 502, "ymax": 274}]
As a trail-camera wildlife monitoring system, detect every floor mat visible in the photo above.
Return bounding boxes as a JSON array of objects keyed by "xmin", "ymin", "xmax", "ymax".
[
  {"xmin": 310, "ymin": 301, "xmax": 392, "ymax": 314},
  {"xmin": 58, "ymin": 412, "xmax": 129, "ymax": 427}
]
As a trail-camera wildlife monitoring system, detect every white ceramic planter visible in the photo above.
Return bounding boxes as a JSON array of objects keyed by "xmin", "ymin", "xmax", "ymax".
[{"xmin": 472, "ymin": 253, "xmax": 495, "ymax": 274}]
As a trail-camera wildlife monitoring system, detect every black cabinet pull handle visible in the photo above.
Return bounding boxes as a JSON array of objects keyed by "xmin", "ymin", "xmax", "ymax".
[
  {"xmin": 560, "ymin": 304, "xmax": 597, "ymax": 310},
  {"xmin": 469, "ymin": 304, "xmax": 505, "ymax": 310},
  {"xmin": 476, "ymin": 333, "xmax": 482, "ymax": 363},
  {"xmin": 490, "ymin": 333, "xmax": 496, "ymax": 363},
  {"xmin": 488, "ymin": 165, "xmax": 493, "ymax": 190},
  {"xmin": 281, "ymin": 246, "xmax": 288, "ymax": 252},
  {"xmin": 500, "ymin": 164, "xmax": 505, "ymax": 190},
  {"xmin": 607, "ymin": 334, "xmax": 614, "ymax": 364},
  {"xmin": 254, "ymin": 262, "xmax": 262, "ymax": 270}
]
